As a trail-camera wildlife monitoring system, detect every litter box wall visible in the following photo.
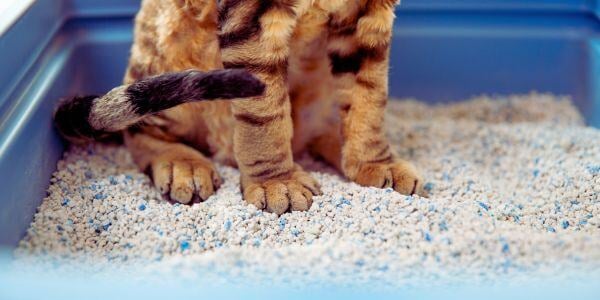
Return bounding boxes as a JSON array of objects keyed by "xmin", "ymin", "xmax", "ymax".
[{"xmin": 0, "ymin": 0, "xmax": 599, "ymax": 248}]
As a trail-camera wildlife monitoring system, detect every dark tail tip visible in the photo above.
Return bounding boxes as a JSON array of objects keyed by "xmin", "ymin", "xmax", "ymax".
[
  {"xmin": 54, "ymin": 95, "xmax": 121, "ymax": 144},
  {"xmin": 198, "ymin": 69, "xmax": 266, "ymax": 100}
]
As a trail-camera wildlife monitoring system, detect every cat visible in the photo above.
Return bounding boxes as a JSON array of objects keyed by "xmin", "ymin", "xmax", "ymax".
[{"xmin": 54, "ymin": 0, "xmax": 423, "ymax": 215}]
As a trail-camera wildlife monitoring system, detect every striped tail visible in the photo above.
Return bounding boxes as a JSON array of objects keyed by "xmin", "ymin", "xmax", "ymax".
[{"xmin": 54, "ymin": 68, "xmax": 265, "ymax": 144}]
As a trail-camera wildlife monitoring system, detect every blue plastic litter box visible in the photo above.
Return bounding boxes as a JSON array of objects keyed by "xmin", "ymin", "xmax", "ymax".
[{"xmin": 0, "ymin": 0, "xmax": 599, "ymax": 298}]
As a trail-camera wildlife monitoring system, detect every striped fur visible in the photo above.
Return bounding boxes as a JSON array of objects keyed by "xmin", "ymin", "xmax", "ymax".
[
  {"xmin": 73, "ymin": 0, "xmax": 422, "ymax": 214},
  {"xmin": 54, "ymin": 69, "xmax": 264, "ymax": 144}
]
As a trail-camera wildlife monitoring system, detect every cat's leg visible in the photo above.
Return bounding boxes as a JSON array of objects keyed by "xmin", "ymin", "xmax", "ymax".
[
  {"xmin": 219, "ymin": 0, "xmax": 321, "ymax": 214},
  {"xmin": 327, "ymin": 2, "xmax": 423, "ymax": 195},
  {"xmin": 124, "ymin": 131, "xmax": 222, "ymax": 204}
]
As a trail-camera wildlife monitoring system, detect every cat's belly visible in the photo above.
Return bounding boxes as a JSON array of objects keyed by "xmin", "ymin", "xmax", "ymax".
[
  {"xmin": 287, "ymin": 4, "xmax": 342, "ymax": 155},
  {"xmin": 207, "ymin": 0, "xmax": 362, "ymax": 157}
]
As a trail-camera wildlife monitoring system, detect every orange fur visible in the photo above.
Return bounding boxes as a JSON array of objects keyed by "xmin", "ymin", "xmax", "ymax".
[{"xmin": 121, "ymin": 0, "xmax": 421, "ymax": 215}]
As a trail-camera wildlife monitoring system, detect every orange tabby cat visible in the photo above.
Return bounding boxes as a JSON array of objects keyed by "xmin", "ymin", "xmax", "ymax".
[{"xmin": 55, "ymin": 0, "xmax": 423, "ymax": 215}]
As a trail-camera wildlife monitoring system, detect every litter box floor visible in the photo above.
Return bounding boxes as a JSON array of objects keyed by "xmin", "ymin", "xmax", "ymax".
[{"xmin": 14, "ymin": 93, "xmax": 600, "ymax": 288}]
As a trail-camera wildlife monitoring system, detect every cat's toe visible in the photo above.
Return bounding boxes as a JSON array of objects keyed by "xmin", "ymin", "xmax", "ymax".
[
  {"xmin": 192, "ymin": 162, "xmax": 222, "ymax": 201},
  {"xmin": 264, "ymin": 182, "xmax": 291, "ymax": 215},
  {"xmin": 170, "ymin": 161, "xmax": 195, "ymax": 203},
  {"xmin": 389, "ymin": 160, "xmax": 423, "ymax": 195},
  {"xmin": 243, "ymin": 183, "xmax": 267, "ymax": 210}
]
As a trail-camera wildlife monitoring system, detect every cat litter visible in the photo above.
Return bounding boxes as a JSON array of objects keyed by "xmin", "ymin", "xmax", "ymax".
[{"xmin": 13, "ymin": 93, "xmax": 600, "ymax": 288}]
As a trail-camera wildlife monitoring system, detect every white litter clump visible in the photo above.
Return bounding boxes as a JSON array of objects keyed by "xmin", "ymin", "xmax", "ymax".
[{"xmin": 14, "ymin": 93, "xmax": 600, "ymax": 287}]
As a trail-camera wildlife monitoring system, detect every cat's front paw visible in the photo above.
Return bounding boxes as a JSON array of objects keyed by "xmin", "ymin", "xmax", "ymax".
[
  {"xmin": 351, "ymin": 160, "xmax": 424, "ymax": 196},
  {"xmin": 241, "ymin": 165, "xmax": 322, "ymax": 215}
]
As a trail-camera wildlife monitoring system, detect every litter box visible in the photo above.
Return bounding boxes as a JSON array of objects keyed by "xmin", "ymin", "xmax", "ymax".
[{"xmin": 0, "ymin": 0, "xmax": 599, "ymax": 298}]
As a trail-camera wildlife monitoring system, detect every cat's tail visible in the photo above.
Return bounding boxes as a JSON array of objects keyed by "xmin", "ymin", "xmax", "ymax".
[{"xmin": 53, "ymin": 69, "xmax": 265, "ymax": 144}]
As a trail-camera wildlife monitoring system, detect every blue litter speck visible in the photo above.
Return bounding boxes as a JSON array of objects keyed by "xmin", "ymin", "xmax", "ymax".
[
  {"xmin": 513, "ymin": 215, "xmax": 521, "ymax": 223},
  {"xmin": 501, "ymin": 259, "xmax": 512, "ymax": 272},
  {"xmin": 291, "ymin": 228, "xmax": 300, "ymax": 237},
  {"xmin": 66, "ymin": 219, "xmax": 73, "ymax": 226},
  {"xmin": 253, "ymin": 238, "xmax": 261, "ymax": 247},
  {"xmin": 532, "ymin": 169, "xmax": 540, "ymax": 177},
  {"xmin": 94, "ymin": 193, "xmax": 106, "ymax": 200},
  {"xmin": 554, "ymin": 201, "xmax": 562, "ymax": 210},
  {"xmin": 102, "ymin": 222, "xmax": 112, "ymax": 231},
  {"xmin": 215, "ymin": 241, "xmax": 223, "ymax": 248},
  {"xmin": 342, "ymin": 199, "xmax": 352, "ymax": 206},
  {"xmin": 84, "ymin": 170, "xmax": 93, "ymax": 179},
  {"xmin": 373, "ymin": 206, "xmax": 381, "ymax": 212},
  {"xmin": 423, "ymin": 182, "xmax": 434, "ymax": 192},
  {"xmin": 478, "ymin": 201, "xmax": 490, "ymax": 211},
  {"xmin": 424, "ymin": 232, "xmax": 432, "ymax": 242},
  {"xmin": 548, "ymin": 227, "xmax": 556, "ymax": 233},
  {"xmin": 61, "ymin": 198, "xmax": 70, "ymax": 206},
  {"xmin": 138, "ymin": 204, "xmax": 146, "ymax": 211},
  {"xmin": 465, "ymin": 180, "xmax": 474, "ymax": 192},
  {"xmin": 109, "ymin": 176, "xmax": 118, "ymax": 185},
  {"xmin": 586, "ymin": 165, "xmax": 600, "ymax": 175},
  {"xmin": 180, "ymin": 241, "xmax": 190, "ymax": 251},
  {"xmin": 502, "ymin": 243, "xmax": 510, "ymax": 253},
  {"xmin": 579, "ymin": 220, "xmax": 588, "ymax": 225},
  {"xmin": 224, "ymin": 219, "xmax": 232, "ymax": 231},
  {"xmin": 125, "ymin": 175, "xmax": 133, "ymax": 181},
  {"xmin": 384, "ymin": 188, "xmax": 393, "ymax": 193},
  {"xmin": 278, "ymin": 218, "xmax": 287, "ymax": 231},
  {"xmin": 561, "ymin": 220, "xmax": 569, "ymax": 229},
  {"xmin": 428, "ymin": 204, "xmax": 436, "ymax": 212},
  {"xmin": 439, "ymin": 221, "xmax": 448, "ymax": 231},
  {"xmin": 56, "ymin": 225, "xmax": 64, "ymax": 232},
  {"xmin": 199, "ymin": 241, "xmax": 206, "ymax": 248}
]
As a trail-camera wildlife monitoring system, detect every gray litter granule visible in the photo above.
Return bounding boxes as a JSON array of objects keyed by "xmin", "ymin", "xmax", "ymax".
[{"xmin": 14, "ymin": 93, "xmax": 600, "ymax": 287}]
